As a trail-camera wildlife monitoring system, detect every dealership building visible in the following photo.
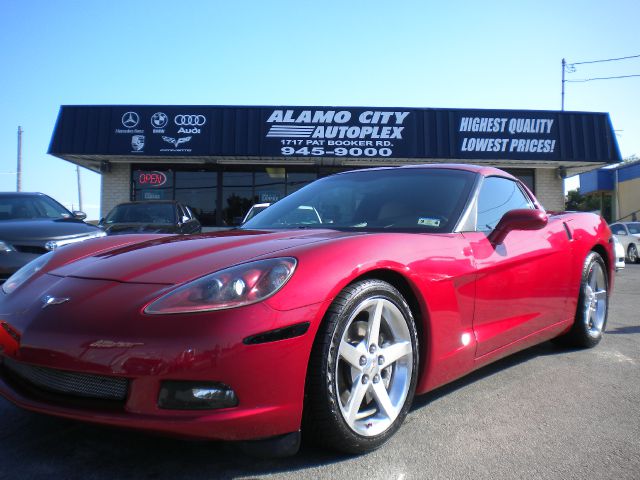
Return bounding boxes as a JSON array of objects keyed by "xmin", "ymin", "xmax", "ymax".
[
  {"xmin": 579, "ymin": 158, "xmax": 640, "ymax": 223},
  {"xmin": 48, "ymin": 105, "xmax": 622, "ymax": 226}
]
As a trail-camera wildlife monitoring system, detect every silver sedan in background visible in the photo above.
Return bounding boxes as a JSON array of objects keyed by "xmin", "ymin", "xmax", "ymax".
[{"xmin": 610, "ymin": 222, "xmax": 640, "ymax": 263}]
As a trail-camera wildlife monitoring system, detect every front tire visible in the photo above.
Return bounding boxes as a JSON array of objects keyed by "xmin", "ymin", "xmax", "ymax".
[
  {"xmin": 304, "ymin": 279, "xmax": 419, "ymax": 454},
  {"xmin": 557, "ymin": 251, "xmax": 609, "ymax": 348},
  {"xmin": 627, "ymin": 244, "xmax": 639, "ymax": 264}
]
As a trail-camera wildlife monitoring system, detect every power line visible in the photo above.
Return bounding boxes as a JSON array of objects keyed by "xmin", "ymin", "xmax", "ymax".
[
  {"xmin": 561, "ymin": 54, "xmax": 640, "ymax": 110},
  {"xmin": 568, "ymin": 54, "xmax": 640, "ymax": 66},
  {"xmin": 566, "ymin": 73, "xmax": 640, "ymax": 83}
]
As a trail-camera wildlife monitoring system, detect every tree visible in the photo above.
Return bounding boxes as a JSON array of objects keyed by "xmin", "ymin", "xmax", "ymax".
[{"xmin": 565, "ymin": 189, "xmax": 606, "ymax": 211}]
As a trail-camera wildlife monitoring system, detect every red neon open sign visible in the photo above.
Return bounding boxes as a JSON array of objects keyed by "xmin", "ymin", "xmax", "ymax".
[{"xmin": 138, "ymin": 171, "xmax": 167, "ymax": 187}]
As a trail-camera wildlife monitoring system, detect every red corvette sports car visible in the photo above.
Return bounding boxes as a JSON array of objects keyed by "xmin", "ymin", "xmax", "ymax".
[{"xmin": 0, "ymin": 165, "xmax": 614, "ymax": 455}]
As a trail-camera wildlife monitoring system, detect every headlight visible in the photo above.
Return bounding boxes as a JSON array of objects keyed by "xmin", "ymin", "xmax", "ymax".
[
  {"xmin": 2, "ymin": 251, "xmax": 54, "ymax": 295},
  {"xmin": 0, "ymin": 241, "xmax": 16, "ymax": 253},
  {"xmin": 144, "ymin": 257, "xmax": 297, "ymax": 315}
]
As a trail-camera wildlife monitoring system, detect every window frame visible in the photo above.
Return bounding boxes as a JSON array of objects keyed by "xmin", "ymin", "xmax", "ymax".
[{"xmin": 473, "ymin": 175, "xmax": 537, "ymax": 233}]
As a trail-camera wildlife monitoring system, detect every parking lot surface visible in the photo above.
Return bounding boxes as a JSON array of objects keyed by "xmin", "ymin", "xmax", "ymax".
[{"xmin": 1, "ymin": 266, "xmax": 639, "ymax": 480}]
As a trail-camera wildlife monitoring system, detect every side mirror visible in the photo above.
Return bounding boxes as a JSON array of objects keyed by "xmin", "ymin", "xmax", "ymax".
[
  {"xmin": 72, "ymin": 211, "xmax": 87, "ymax": 220},
  {"xmin": 181, "ymin": 215, "xmax": 189, "ymax": 224},
  {"xmin": 488, "ymin": 209, "xmax": 548, "ymax": 245}
]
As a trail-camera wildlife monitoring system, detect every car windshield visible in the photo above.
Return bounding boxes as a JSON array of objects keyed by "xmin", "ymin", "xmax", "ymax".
[
  {"xmin": 626, "ymin": 223, "xmax": 640, "ymax": 234},
  {"xmin": 104, "ymin": 203, "xmax": 176, "ymax": 225},
  {"xmin": 242, "ymin": 168, "xmax": 476, "ymax": 233},
  {"xmin": 0, "ymin": 195, "xmax": 72, "ymax": 220}
]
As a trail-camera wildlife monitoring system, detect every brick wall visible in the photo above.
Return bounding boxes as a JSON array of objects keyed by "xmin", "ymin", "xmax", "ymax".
[
  {"xmin": 100, "ymin": 164, "xmax": 130, "ymax": 218},
  {"xmin": 535, "ymin": 168, "xmax": 564, "ymax": 211}
]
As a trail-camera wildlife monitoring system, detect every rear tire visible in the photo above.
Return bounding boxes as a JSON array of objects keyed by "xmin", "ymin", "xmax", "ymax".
[
  {"xmin": 556, "ymin": 251, "xmax": 609, "ymax": 348},
  {"xmin": 303, "ymin": 279, "xmax": 418, "ymax": 454}
]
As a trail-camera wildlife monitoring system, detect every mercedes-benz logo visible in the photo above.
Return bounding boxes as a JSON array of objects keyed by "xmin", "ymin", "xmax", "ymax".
[
  {"xmin": 122, "ymin": 112, "xmax": 140, "ymax": 128},
  {"xmin": 151, "ymin": 112, "xmax": 168, "ymax": 128}
]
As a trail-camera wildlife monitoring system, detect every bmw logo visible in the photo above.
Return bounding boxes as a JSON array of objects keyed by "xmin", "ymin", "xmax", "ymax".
[{"xmin": 151, "ymin": 112, "xmax": 168, "ymax": 128}]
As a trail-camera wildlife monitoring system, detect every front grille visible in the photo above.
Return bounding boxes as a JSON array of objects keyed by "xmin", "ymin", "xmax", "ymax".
[
  {"xmin": 2, "ymin": 357, "xmax": 129, "ymax": 401},
  {"xmin": 14, "ymin": 245, "xmax": 48, "ymax": 254}
]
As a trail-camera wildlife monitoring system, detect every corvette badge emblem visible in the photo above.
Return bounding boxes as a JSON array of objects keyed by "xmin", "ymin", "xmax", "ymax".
[{"xmin": 42, "ymin": 296, "xmax": 70, "ymax": 309}]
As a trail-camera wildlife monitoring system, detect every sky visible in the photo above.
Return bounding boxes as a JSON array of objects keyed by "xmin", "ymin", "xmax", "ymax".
[{"xmin": 1, "ymin": 0, "xmax": 639, "ymax": 220}]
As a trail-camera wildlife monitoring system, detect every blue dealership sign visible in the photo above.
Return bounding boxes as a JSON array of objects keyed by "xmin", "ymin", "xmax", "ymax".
[{"xmin": 49, "ymin": 105, "xmax": 622, "ymax": 164}]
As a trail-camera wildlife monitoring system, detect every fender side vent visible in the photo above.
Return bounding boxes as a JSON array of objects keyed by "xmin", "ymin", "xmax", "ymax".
[
  {"xmin": 243, "ymin": 322, "xmax": 310, "ymax": 345},
  {"xmin": 563, "ymin": 222, "xmax": 573, "ymax": 240}
]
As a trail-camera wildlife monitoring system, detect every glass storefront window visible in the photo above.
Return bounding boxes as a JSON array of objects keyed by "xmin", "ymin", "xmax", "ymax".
[
  {"xmin": 286, "ymin": 171, "xmax": 317, "ymax": 195},
  {"xmin": 175, "ymin": 171, "xmax": 217, "ymax": 227},
  {"xmin": 131, "ymin": 166, "xmax": 538, "ymax": 228},
  {"xmin": 223, "ymin": 171, "xmax": 254, "ymax": 226},
  {"xmin": 255, "ymin": 168, "xmax": 286, "ymax": 204},
  {"xmin": 133, "ymin": 170, "xmax": 174, "ymax": 202}
]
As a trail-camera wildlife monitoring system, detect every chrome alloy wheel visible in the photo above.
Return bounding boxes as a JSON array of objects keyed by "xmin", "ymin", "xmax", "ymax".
[
  {"xmin": 336, "ymin": 297, "xmax": 413, "ymax": 436},
  {"xmin": 583, "ymin": 260, "xmax": 608, "ymax": 338}
]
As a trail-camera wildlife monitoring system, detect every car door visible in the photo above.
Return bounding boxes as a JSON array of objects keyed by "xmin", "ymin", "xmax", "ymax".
[{"xmin": 463, "ymin": 176, "xmax": 573, "ymax": 358}]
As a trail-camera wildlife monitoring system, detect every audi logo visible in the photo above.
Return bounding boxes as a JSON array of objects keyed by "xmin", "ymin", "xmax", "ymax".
[{"xmin": 174, "ymin": 114, "xmax": 206, "ymax": 126}]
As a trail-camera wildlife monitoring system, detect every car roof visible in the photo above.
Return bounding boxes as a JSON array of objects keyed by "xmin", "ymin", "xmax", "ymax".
[
  {"xmin": 113, "ymin": 200, "xmax": 179, "ymax": 206},
  {"xmin": 0, "ymin": 192, "xmax": 51, "ymax": 197},
  {"xmin": 335, "ymin": 163, "xmax": 516, "ymax": 180}
]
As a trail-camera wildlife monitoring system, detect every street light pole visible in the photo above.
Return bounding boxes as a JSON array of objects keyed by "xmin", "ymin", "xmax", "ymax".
[{"xmin": 16, "ymin": 126, "xmax": 22, "ymax": 191}]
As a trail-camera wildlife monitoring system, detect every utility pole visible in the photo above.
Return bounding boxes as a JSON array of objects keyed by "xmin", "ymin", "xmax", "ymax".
[
  {"xmin": 561, "ymin": 58, "xmax": 566, "ymax": 111},
  {"xmin": 561, "ymin": 54, "xmax": 640, "ymax": 111},
  {"xmin": 16, "ymin": 126, "xmax": 23, "ymax": 191},
  {"xmin": 76, "ymin": 165, "xmax": 83, "ymax": 212}
]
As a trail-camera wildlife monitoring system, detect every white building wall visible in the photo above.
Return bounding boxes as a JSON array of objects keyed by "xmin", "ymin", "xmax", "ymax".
[
  {"xmin": 100, "ymin": 164, "xmax": 130, "ymax": 218},
  {"xmin": 535, "ymin": 168, "xmax": 565, "ymax": 211}
]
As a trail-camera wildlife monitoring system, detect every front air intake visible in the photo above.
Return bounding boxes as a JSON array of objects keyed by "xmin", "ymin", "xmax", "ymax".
[{"xmin": 2, "ymin": 356, "xmax": 128, "ymax": 401}]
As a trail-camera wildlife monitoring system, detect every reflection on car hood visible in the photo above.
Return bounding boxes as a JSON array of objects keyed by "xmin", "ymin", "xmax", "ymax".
[
  {"xmin": 0, "ymin": 218, "xmax": 102, "ymax": 243},
  {"xmin": 102, "ymin": 223, "xmax": 179, "ymax": 235},
  {"xmin": 48, "ymin": 229, "xmax": 360, "ymax": 284}
]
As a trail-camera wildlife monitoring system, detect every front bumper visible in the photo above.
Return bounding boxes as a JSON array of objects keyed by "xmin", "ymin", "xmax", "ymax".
[{"xmin": 0, "ymin": 274, "xmax": 323, "ymax": 441}]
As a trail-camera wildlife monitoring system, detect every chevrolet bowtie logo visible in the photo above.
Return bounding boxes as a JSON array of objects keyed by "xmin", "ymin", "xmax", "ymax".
[{"xmin": 42, "ymin": 295, "xmax": 70, "ymax": 309}]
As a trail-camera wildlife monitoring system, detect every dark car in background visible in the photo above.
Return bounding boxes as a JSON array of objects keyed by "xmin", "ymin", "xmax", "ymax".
[
  {"xmin": 0, "ymin": 192, "xmax": 105, "ymax": 281},
  {"xmin": 99, "ymin": 200, "xmax": 201, "ymax": 235}
]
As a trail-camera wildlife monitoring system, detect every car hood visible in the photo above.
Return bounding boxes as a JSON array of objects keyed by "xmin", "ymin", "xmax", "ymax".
[
  {"xmin": 0, "ymin": 218, "xmax": 101, "ymax": 243},
  {"xmin": 101, "ymin": 223, "xmax": 178, "ymax": 235},
  {"xmin": 48, "ymin": 229, "xmax": 361, "ymax": 285}
]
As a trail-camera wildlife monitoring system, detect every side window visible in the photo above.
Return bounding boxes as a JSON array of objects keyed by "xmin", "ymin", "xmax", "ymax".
[
  {"xmin": 476, "ymin": 177, "xmax": 534, "ymax": 231},
  {"xmin": 610, "ymin": 224, "xmax": 626, "ymax": 235}
]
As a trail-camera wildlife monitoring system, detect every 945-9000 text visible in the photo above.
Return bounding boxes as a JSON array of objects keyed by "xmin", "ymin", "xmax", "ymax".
[{"xmin": 281, "ymin": 146, "xmax": 392, "ymax": 157}]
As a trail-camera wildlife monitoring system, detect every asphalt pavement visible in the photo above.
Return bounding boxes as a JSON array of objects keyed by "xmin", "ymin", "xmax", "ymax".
[{"xmin": 1, "ymin": 265, "xmax": 639, "ymax": 480}]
